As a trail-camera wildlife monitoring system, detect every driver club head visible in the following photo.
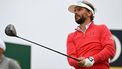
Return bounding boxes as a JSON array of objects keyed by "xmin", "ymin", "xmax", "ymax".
[{"xmin": 5, "ymin": 24, "xmax": 17, "ymax": 37}]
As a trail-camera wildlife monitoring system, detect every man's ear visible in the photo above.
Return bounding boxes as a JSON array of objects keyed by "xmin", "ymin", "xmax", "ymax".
[{"xmin": 87, "ymin": 11, "xmax": 92, "ymax": 16}]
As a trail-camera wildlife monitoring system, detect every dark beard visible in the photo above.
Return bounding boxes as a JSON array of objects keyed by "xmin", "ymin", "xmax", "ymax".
[{"xmin": 75, "ymin": 15, "xmax": 86, "ymax": 24}]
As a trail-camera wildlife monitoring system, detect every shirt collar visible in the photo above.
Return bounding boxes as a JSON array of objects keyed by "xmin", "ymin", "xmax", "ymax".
[{"xmin": 75, "ymin": 21, "xmax": 93, "ymax": 32}]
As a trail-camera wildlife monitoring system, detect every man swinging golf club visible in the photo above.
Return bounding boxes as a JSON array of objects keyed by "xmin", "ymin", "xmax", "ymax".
[{"xmin": 66, "ymin": 0, "xmax": 115, "ymax": 69}]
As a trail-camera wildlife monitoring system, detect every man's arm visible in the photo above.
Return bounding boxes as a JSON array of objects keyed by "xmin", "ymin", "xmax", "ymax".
[
  {"xmin": 67, "ymin": 33, "xmax": 78, "ymax": 68},
  {"xmin": 93, "ymin": 25, "xmax": 115, "ymax": 63}
]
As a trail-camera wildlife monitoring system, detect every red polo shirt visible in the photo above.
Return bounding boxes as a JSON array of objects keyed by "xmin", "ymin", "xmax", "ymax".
[{"xmin": 66, "ymin": 22, "xmax": 115, "ymax": 69}]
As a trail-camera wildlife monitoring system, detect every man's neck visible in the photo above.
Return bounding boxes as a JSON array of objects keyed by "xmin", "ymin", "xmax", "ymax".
[{"xmin": 79, "ymin": 20, "xmax": 92, "ymax": 32}]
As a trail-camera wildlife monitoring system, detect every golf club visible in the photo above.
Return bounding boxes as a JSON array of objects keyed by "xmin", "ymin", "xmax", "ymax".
[{"xmin": 5, "ymin": 24, "xmax": 80, "ymax": 61}]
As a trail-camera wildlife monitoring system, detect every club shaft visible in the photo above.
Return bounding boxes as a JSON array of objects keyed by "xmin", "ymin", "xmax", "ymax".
[{"xmin": 16, "ymin": 36, "xmax": 80, "ymax": 61}]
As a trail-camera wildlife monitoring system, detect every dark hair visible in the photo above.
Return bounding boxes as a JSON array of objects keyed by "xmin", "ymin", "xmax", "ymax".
[{"xmin": 82, "ymin": 1, "xmax": 95, "ymax": 21}]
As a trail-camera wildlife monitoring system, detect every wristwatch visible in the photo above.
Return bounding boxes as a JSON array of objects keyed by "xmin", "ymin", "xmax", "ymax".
[{"xmin": 88, "ymin": 57, "xmax": 94, "ymax": 62}]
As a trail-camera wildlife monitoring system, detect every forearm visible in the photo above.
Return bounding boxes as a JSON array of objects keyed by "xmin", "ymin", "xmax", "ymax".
[
  {"xmin": 92, "ymin": 25, "xmax": 115, "ymax": 63},
  {"xmin": 93, "ymin": 44, "xmax": 115, "ymax": 63}
]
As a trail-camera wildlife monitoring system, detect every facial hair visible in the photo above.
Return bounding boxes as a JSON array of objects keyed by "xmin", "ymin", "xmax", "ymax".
[{"xmin": 75, "ymin": 15, "xmax": 86, "ymax": 24}]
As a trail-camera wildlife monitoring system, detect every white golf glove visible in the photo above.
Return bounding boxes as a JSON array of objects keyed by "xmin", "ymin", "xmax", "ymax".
[{"xmin": 84, "ymin": 57, "xmax": 95, "ymax": 67}]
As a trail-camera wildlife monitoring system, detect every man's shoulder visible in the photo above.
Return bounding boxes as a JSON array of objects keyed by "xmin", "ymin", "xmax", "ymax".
[
  {"xmin": 68, "ymin": 31, "xmax": 77, "ymax": 36},
  {"xmin": 6, "ymin": 57, "xmax": 18, "ymax": 64},
  {"xmin": 0, "ymin": 56, "xmax": 17, "ymax": 65},
  {"xmin": 94, "ymin": 23, "xmax": 106, "ymax": 26},
  {"xmin": 94, "ymin": 23, "xmax": 108, "ymax": 29},
  {"xmin": 6, "ymin": 57, "xmax": 21, "ymax": 69},
  {"xmin": 67, "ymin": 31, "xmax": 78, "ymax": 40}
]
